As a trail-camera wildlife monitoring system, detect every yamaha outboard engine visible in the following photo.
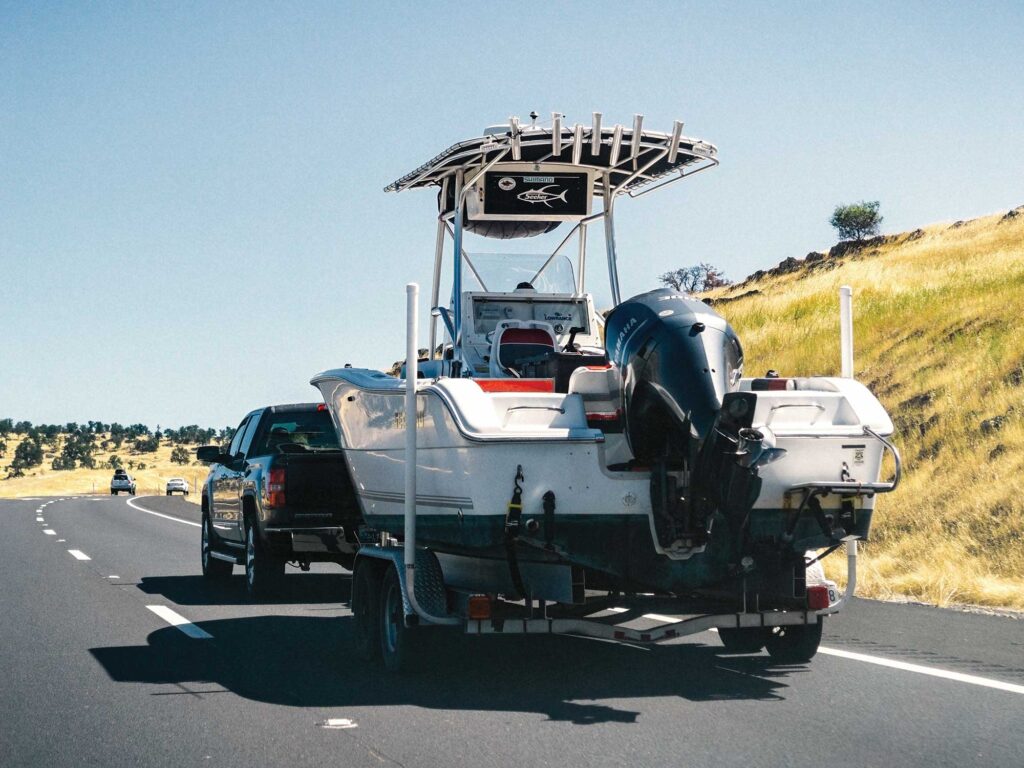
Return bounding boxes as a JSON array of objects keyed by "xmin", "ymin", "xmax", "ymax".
[
  {"xmin": 605, "ymin": 288, "xmax": 743, "ymax": 464},
  {"xmin": 605, "ymin": 288, "xmax": 746, "ymax": 557}
]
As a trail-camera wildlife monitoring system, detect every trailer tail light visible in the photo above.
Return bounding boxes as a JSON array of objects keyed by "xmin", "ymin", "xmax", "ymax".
[
  {"xmin": 317, "ymin": 403, "xmax": 327, "ymax": 412},
  {"xmin": 807, "ymin": 585, "xmax": 831, "ymax": 610},
  {"xmin": 467, "ymin": 595, "xmax": 491, "ymax": 620},
  {"xmin": 267, "ymin": 468, "xmax": 287, "ymax": 508}
]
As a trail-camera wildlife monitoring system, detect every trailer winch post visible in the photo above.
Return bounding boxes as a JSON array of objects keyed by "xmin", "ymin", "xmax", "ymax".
[
  {"xmin": 840, "ymin": 285, "xmax": 854, "ymax": 378},
  {"xmin": 818, "ymin": 538, "xmax": 858, "ymax": 615},
  {"xmin": 404, "ymin": 283, "xmax": 459, "ymax": 625}
]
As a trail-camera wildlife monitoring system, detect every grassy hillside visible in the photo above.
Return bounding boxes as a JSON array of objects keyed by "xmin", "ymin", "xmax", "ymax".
[
  {"xmin": 706, "ymin": 207, "xmax": 1024, "ymax": 610},
  {"xmin": 0, "ymin": 433, "xmax": 207, "ymax": 502}
]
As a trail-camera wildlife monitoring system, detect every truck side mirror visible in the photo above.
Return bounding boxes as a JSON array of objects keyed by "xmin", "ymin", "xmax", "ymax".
[{"xmin": 196, "ymin": 445, "xmax": 228, "ymax": 464}]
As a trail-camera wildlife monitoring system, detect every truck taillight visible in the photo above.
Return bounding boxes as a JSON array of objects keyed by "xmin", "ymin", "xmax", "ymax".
[
  {"xmin": 807, "ymin": 585, "xmax": 831, "ymax": 610},
  {"xmin": 267, "ymin": 468, "xmax": 286, "ymax": 508}
]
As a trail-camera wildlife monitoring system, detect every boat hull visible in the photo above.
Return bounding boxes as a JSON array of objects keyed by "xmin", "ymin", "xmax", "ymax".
[{"xmin": 313, "ymin": 369, "xmax": 890, "ymax": 594}]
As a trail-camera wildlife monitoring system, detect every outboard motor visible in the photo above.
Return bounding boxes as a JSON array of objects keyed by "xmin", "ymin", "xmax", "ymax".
[{"xmin": 605, "ymin": 288, "xmax": 744, "ymax": 464}]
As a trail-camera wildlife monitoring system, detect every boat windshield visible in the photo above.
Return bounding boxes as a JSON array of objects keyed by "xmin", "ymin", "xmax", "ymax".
[{"xmin": 465, "ymin": 253, "xmax": 576, "ymax": 294}]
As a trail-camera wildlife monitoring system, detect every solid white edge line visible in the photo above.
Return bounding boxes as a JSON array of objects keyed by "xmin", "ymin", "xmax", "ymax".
[
  {"xmin": 126, "ymin": 497, "xmax": 201, "ymax": 528},
  {"xmin": 146, "ymin": 605, "xmax": 213, "ymax": 639},
  {"xmin": 68, "ymin": 549, "xmax": 91, "ymax": 560},
  {"xmin": 817, "ymin": 646, "xmax": 1024, "ymax": 696},
  {"xmin": 710, "ymin": 628, "xmax": 1022, "ymax": 695}
]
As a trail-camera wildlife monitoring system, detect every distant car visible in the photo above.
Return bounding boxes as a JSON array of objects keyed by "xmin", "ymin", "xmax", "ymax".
[
  {"xmin": 110, "ymin": 469, "xmax": 137, "ymax": 496},
  {"xmin": 166, "ymin": 477, "xmax": 189, "ymax": 496}
]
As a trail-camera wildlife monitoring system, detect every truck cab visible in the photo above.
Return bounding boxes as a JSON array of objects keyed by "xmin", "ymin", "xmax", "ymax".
[{"xmin": 198, "ymin": 403, "xmax": 362, "ymax": 598}]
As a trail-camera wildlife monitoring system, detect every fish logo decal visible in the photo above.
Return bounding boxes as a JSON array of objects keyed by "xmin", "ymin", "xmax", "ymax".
[{"xmin": 516, "ymin": 185, "xmax": 569, "ymax": 208}]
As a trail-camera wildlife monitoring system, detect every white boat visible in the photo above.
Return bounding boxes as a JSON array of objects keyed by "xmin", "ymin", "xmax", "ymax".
[{"xmin": 313, "ymin": 112, "xmax": 899, "ymax": 600}]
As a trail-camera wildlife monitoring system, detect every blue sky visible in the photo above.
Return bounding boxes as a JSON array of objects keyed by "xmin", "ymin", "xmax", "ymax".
[{"xmin": 2, "ymin": 1, "xmax": 1022, "ymax": 427}]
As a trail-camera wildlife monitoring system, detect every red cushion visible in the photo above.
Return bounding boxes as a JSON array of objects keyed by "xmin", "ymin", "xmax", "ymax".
[
  {"xmin": 475, "ymin": 379, "xmax": 555, "ymax": 393},
  {"xmin": 501, "ymin": 328, "xmax": 554, "ymax": 346}
]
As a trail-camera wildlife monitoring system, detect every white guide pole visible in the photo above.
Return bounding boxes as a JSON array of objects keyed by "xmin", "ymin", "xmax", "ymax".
[
  {"xmin": 402, "ymin": 283, "xmax": 458, "ymax": 626},
  {"xmin": 405, "ymin": 283, "xmax": 418, "ymax": 569},
  {"xmin": 840, "ymin": 285, "xmax": 854, "ymax": 378}
]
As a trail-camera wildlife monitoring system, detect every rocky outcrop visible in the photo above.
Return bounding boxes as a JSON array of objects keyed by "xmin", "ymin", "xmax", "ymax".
[{"xmin": 1000, "ymin": 205, "xmax": 1024, "ymax": 223}]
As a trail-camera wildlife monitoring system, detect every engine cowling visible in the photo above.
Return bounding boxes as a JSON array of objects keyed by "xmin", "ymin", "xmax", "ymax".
[{"xmin": 604, "ymin": 288, "xmax": 743, "ymax": 463}]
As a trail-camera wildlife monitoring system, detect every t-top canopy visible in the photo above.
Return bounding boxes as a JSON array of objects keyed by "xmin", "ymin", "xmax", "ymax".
[{"xmin": 385, "ymin": 112, "xmax": 717, "ymax": 199}]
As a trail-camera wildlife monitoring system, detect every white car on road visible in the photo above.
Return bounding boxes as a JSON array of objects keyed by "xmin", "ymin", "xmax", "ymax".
[
  {"xmin": 110, "ymin": 470, "xmax": 137, "ymax": 496},
  {"xmin": 165, "ymin": 477, "xmax": 189, "ymax": 496}
]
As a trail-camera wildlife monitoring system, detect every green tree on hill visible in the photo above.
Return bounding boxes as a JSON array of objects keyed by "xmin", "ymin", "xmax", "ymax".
[
  {"xmin": 51, "ymin": 431, "xmax": 98, "ymax": 470},
  {"xmin": 133, "ymin": 436, "xmax": 159, "ymax": 453},
  {"xmin": 170, "ymin": 446, "xmax": 191, "ymax": 465},
  {"xmin": 830, "ymin": 201, "xmax": 883, "ymax": 242},
  {"xmin": 7, "ymin": 437, "xmax": 44, "ymax": 478}
]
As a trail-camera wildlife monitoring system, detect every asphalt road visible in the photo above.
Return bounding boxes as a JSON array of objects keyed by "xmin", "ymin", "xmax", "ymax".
[{"xmin": 2, "ymin": 495, "xmax": 1022, "ymax": 768}]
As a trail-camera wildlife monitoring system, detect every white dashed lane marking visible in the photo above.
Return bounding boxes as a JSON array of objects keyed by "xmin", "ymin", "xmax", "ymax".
[
  {"xmin": 67, "ymin": 550, "xmax": 91, "ymax": 561},
  {"xmin": 43, "ymin": 529, "xmax": 56, "ymax": 535},
  {"xmin": 146, "ymin": 605, "xmax": 213, "ymax": 639}
]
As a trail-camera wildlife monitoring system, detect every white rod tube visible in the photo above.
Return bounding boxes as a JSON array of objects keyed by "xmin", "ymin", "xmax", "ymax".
[
  {"xmin": 404, "ymin": 283, "xmax": 418, "ymax": 570},
  {"xmin": 840, "ymin": 285, "xmax": 854, "ymax": 378},
  {"xmin": 590, "ymin": 111, "xmax": 602, "ymax": 155}
]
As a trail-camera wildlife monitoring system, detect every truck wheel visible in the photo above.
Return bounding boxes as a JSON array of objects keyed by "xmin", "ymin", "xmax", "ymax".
[
  {"xmin": 765, "ymin": 620, "xmax": 823, "ymax": 664},
  {"xmin": 352, "ymin": 561, "xmax": 382, "ymax": 662},
  {"xmin": 111, "ymin": 490, "xmax": 117, "ymax": 496},
  {"xmin": 379, "ymin": 566, "xmax": 421, "ymax": 673},
  {"xmin": 245, "ymin": 519, "xmax": 284, "ymax": 600},
  {"xmin": 201, "ymin": 514, "xmax": 233, "ymax": 580},
  {"xmin": 718, "ymin": 627, "xmax": 769, "ymax": 654}
]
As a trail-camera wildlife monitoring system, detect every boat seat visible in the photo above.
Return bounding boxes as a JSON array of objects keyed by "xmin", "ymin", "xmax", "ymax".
[{"xmin": 488, "ymin": 320, "xmax": 557, "ymax": 379}]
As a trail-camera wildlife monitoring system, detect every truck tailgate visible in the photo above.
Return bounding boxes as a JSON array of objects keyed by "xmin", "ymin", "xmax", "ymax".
[{"xmin": 280, "ymin": 451, "xmax": 360, "ymax": 525}]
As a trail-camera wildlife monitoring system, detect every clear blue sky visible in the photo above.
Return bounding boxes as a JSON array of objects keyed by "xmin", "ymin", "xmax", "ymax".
[{"xmin": 2, "ymin": 1, "xmax": 1022, "ymax": 428}]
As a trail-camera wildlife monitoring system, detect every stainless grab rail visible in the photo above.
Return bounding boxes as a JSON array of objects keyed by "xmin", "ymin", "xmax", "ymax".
[{"xmin": 789, "ymin": 425, "xmax": 902, "ymax": 496}]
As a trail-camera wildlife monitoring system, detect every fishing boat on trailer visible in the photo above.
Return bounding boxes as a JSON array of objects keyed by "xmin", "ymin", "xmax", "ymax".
[{"xmin": 313, "ymin": 111, "xmax": 900, "ymax": 610}]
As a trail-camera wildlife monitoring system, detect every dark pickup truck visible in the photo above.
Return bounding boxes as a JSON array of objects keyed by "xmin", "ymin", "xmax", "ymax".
[{"xmin": 197, "ymin": 403, "xmax": 362, "ymax": 598}]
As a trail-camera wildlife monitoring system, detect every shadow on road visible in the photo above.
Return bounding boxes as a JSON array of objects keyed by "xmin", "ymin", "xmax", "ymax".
[
  {"xmin": 137, "ymin": 574, "xmax": 351, "ymax": 605},
  {"xmin": 90, "ymin": 615, "xmax": 805, "ymax": 723}
]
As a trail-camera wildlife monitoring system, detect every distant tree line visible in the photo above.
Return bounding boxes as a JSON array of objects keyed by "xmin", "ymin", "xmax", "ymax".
[{"xmin": 1, "ymin": 418, "xmax": 237, "ymax": 478}]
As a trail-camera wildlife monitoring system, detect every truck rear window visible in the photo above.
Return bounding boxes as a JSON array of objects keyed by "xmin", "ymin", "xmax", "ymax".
[{"xmin": 251, "ymin": 410, "xmax": 339, "ymax": 454}]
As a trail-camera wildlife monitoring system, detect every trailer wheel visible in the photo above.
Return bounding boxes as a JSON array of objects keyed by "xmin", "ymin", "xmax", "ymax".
[
  {"xmin": 764, "ymin": 620, "xmax": 823, "ymax": 663},
  {"xmin": 718, "ymin": 627, "xmax": 768, "ymax": 654},
  {"xmin": 352, "ymin": 561, "xmax": 382, "ymax": 662},
  {"xmin": 379, "ymin": 566, "xmax": 421, "ymax": 673}
]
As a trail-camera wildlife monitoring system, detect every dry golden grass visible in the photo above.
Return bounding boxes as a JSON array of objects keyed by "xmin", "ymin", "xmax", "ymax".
[
  {"xmin": 0, "ymin": 433, "xmax": 207, "ymax": 501},
  {"xmin": 708, "ymin": 208, "xmax": 1024, "ymax": 609}
]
